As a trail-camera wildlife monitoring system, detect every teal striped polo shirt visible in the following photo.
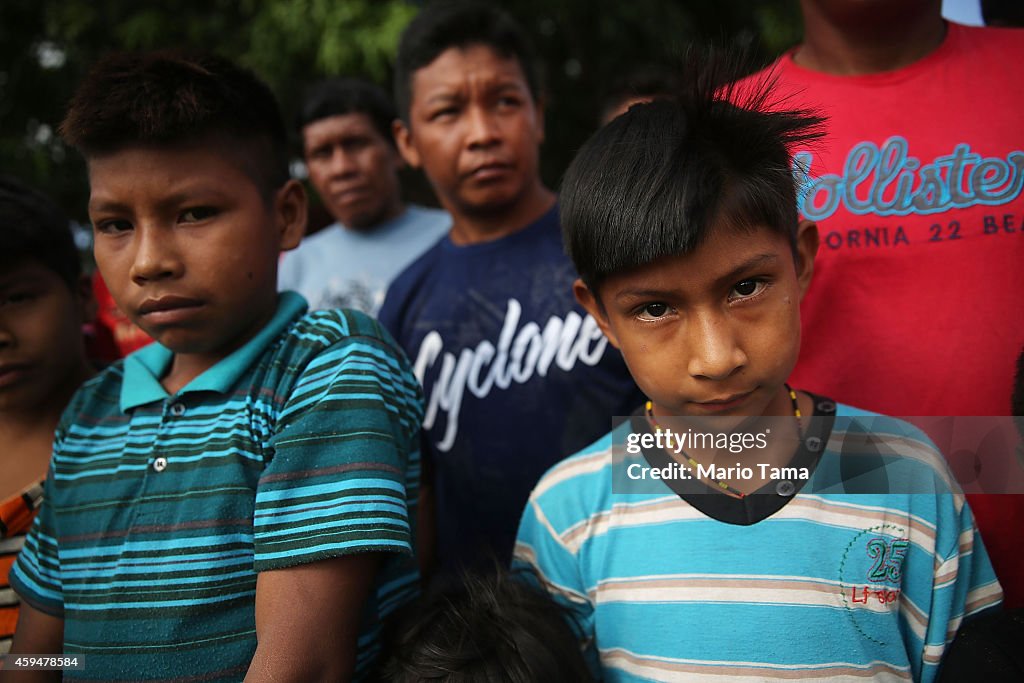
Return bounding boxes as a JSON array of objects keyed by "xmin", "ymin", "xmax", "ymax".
[{"xmin": 11, "ymin": 292, "xmax": 423, "ymax": 681}]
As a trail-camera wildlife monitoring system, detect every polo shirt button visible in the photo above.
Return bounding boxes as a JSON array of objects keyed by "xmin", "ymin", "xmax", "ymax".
[
  {"xmin": 170, "ymin": 402, "xmax": 186, "ymax": 416},
  {"xmin": 806, "ymin": 436, "xmax": 822, "ymax": 452},
  {"xmin": 776, "ymin": 480, "xmax": 796, "ymax": 497},
  {"xmin": 153, "ymin": 456, "xmax": 168, "ymax": 472}
]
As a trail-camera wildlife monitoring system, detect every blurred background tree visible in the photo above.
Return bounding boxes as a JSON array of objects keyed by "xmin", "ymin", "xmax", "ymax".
[{"xmin": 0, "ymin": 0, "xmax": 802, "ymax": 223}]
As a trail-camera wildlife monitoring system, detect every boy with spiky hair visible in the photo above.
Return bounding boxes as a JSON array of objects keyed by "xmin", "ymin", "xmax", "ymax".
[
  {"xmin": 0, "ymin": 176, "xmax": 95, "ymax": 657},
  {"xmin": 5, "ymin": 51, "xmax": 423, "ymax": 682},
  {"xmin": 513, "ymin": 59, "xmax": 1002, "ymax": 682}
]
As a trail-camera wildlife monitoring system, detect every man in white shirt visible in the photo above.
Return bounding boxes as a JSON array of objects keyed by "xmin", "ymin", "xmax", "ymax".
[{"xmin": 280, "ymin": 78, "xmax": 449, "ymax": 314}]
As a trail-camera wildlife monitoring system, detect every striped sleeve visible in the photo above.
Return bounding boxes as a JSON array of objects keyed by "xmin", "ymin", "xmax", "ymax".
[
  {"xmin": 513, "ymin": 483, "xmax": 598, "ymax": 673},
  {"xmin": 9, "ymin": 468, "xmax": 64, "ymax": 617},
  {"xmin": 915, "ymin": 496, "xmax": 1002, "ymax": 683},
  {"xmin": 254, "ymin": 317, "xmax": 424, "ymax": 572}
]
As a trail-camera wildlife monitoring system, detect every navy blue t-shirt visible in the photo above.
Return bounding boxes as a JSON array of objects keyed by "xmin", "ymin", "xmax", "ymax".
[{"xmin": 378, "ymin": 205, "xmax": 642, "ymax": 572}]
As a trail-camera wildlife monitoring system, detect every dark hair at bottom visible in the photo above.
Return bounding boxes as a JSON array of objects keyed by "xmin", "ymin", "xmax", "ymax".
[
  {"xmin": 0, "ymin": 175, "xmax": 80, "ymax": 288},
  {"xmin": 560, "ymin": 48, "xmax": 826, "ymax": 293},
  {"xmin": 377, "ymin": 566, "xmax": 592, "ymax": 682}
]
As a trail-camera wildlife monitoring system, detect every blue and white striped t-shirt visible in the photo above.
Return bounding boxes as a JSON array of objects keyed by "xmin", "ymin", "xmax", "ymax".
[{"xmin": 514, "ymin": 400, "xmax": 1002, "ymax": 682}]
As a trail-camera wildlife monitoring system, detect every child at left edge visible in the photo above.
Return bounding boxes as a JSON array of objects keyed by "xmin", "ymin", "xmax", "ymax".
[
  {"xmin": 513, "ymin": 59, "xmax": 1003, "ymax": 682},
  {"xmin": 0, "ymin": 176, "xmax": 96, "ymax": 658},
  {"xmin": 4, "ymin": 51, "xmax": 423, "ymax": 682}
]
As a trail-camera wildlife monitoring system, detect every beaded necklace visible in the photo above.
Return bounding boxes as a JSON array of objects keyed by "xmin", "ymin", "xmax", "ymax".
[{"xmin": 644, "ymin": 384, "xmax": 803, "ymax": 499}]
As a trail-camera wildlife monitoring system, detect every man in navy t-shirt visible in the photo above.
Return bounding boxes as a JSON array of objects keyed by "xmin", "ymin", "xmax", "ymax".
[{"xmin": 380, "ymin": 2, "xmax": 642, "ymax": 575}]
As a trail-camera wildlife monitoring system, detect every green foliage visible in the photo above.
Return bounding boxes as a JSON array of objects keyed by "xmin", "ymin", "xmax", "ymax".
[
  {"xmin": 0, "ymin": 0, "xmax": 802, "ymax": 222},
  {"xmin": 245, "ymin": 0, "xmax": 416, "ymax": 82}
]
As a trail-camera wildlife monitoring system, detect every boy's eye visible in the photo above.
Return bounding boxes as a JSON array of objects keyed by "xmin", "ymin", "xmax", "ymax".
[
  {"xmin": 180, "ymin": 207, "xmax": 217, "ymax": 223},
  {"xmin": 309, "ymin": 146, "xmax": 332, "ymax": 160},
  {"xmin": 497, "ymin": 95, "xmax": 522, "ymax": 108},
  {"xmin": 95, "ymin": 219, "xmax": 133, "ymax": 234},
  {"xmin": 729, "ymin": 279, "xmax": 767, "ymax": 301},
  {"xmin": 637, "ymin": 302, "xmax": 671, "ymax": 320},
  {"xmin": 429, "ymin": 106, "xmax": 459, "ymax": 121},
  {"xmin": 342, "ymin": 137, "xmax": 370, "ymax": 152},
  {"xmin": 0, "ymin": 290, "xmax": 37, "ymax": 306}
]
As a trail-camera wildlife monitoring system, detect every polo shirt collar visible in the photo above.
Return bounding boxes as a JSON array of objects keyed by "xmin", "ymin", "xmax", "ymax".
[{"xmin": 119, "ymin": 292, "xmax": 308, "ymax": 412}]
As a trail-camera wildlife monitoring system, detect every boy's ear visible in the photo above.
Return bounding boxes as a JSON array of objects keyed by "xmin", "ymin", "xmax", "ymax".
[
  {"xmin": 794, "ymin": 219, "xmax": 818, "ymax": 300},
  {"xmin": 573, "ymin": 278, "xmax": 619, "ymax": 349},
  {"xmin": 393, "ymin": 119, "xmax": 421, "ymax": 169},
  {"xmin": 275, "ymin": 179, "xmax": 307, "ymax": 252}
]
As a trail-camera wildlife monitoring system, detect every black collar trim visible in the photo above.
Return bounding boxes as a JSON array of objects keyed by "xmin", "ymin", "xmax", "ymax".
[{"xmin": 633, "ymin": 394, "xmax": 837, "ymax": 526}]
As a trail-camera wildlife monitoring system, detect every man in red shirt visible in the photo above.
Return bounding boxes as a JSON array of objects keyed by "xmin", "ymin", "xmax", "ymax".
[{"xmin": 747, "ymin": 0, "xmax": 1024, "ymax": 605}]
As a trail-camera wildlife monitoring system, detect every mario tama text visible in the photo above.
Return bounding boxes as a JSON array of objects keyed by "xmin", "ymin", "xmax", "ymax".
[{"xmin": 628, "ymin": 459, "xmax": 810, "ymax": 483}]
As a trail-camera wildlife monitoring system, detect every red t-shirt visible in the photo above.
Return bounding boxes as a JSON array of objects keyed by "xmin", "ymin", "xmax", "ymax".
[{"xmin": 754, "ymin": 22, "xmax": 1024, "ymax": 606}]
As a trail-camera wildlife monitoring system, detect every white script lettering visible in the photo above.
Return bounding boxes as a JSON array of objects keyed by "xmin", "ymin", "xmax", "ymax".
[{"xmin": 413, "ymin": 299, "xmax": 608, "ymax": 451}]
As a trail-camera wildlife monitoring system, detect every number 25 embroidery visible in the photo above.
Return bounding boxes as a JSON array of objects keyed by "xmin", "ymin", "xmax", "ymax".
[{"xmin": 866, "ymin": 538, "xmax": 909, "ymax": 583}]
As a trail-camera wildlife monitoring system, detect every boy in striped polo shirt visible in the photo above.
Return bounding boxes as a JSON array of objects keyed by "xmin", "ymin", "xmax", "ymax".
[
  {"xmin": 513, "ymin": 58, "xmax": 1003, "ymax": 682},
  {"xmin": 6, "ymin": 52, "xmax": 423, "ymax": 681}
]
